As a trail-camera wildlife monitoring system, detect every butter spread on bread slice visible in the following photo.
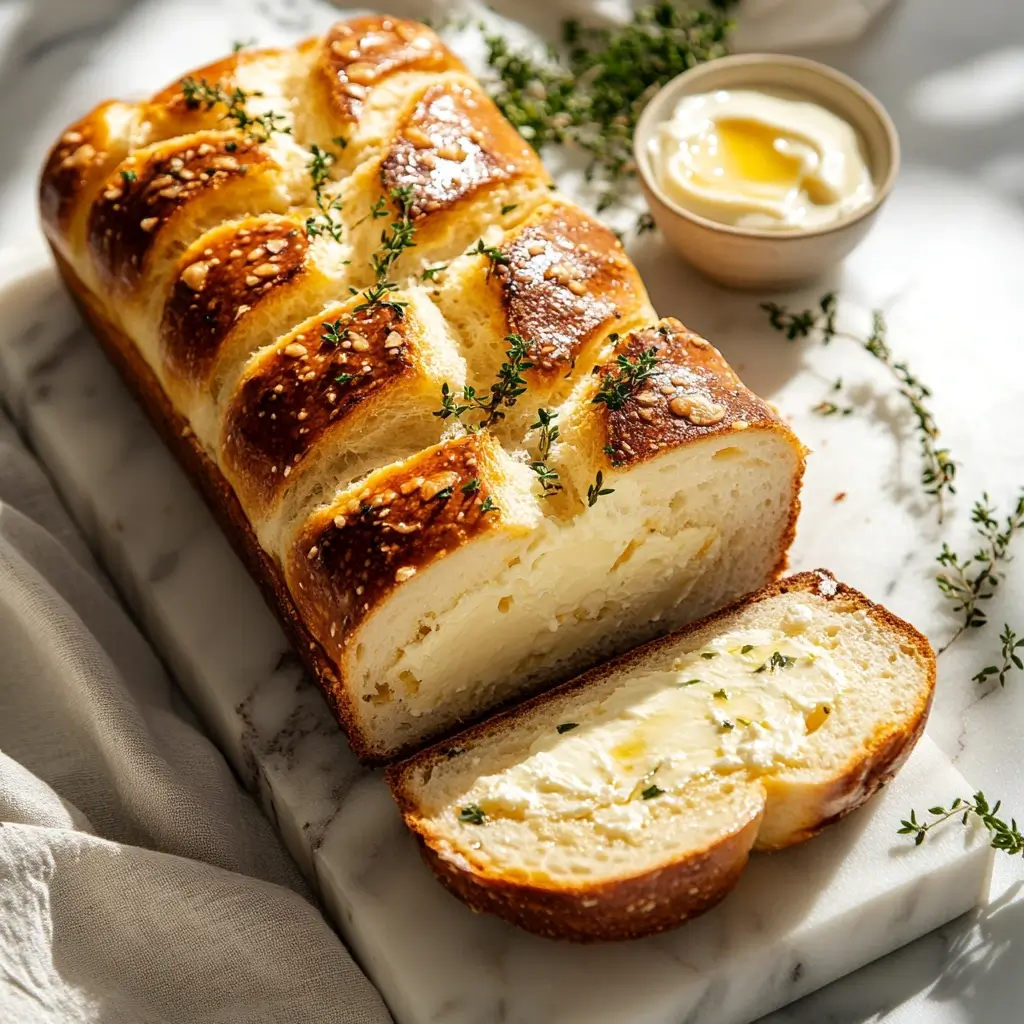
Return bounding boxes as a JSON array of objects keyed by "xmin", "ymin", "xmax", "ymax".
[{"xmin": 387, "ymin": 572, "xmax": 934, "ymax": 940}]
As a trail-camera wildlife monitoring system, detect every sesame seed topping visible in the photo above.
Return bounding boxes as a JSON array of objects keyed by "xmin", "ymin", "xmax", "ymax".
[
  {"xmin": 284, "ymin": 342, "xmax": 308, "ymax": 358},
  {"xmin": 395, "ymin": 566, "xmax": 417, "ymax": 582},
  {"xmin": 669, "ymin": 393, "xmax": 727, "ymax": 425},
  {"xmin": 179, "ymin": 260, "xmax": 210, "ymax": 291},
  {"xmin": 139, "ymin": 217, "xmax": 158, "ymax": 232}
]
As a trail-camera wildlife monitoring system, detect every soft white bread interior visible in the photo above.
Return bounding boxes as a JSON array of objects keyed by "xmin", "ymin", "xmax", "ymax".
[
  {"xmin": 387, "ymin": 571, "xmax": 935, "ymax": 941},
  {"xmin": 40, "ymin": 15, "xmax": 805, "ymax": 763}
]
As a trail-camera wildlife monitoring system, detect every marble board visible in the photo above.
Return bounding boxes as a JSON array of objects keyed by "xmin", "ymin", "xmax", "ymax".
[
  {"xmin": 0, "ymin": 251, "xmax": 992, "ymax": 1024},
  {"xmin": 6, "ymin": 0, "xmax": 1024, "ymax": 1018}
]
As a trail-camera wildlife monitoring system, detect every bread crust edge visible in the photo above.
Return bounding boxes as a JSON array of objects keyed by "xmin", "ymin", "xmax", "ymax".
[
  {"xmin": 48, "ymin": 245, "xmax": 383, "ymax": 762},
  {"xmin": 386, "ymin": 570, "xmax": 936, "ymax": 941}
]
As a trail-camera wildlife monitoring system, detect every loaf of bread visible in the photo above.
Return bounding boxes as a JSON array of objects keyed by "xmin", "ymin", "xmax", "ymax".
[
  {"xmin": 387, "ymin": 571, "xmax": 935, "ymax": 940},
  {"xmin": 40, "ymin": 16, "xmax": 805, "ymax": 761}
]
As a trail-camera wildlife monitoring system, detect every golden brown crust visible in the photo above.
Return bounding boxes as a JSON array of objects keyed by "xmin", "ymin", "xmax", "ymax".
[
  {"xmin": 220, "ymin": 299, "xmax": 420, "ymax": 517},
  {"xmin": 417, "ymin": 809, "xmax": 761, "ymax": 942},
  {"xmin": 40, "ymin": 102, "xmax": 133, "ymax": 244},
  {"xmin": 48, "ymin": 247, "xmax": 371, "ymax": 762},
  {"xmin": 491, "ymin": 203, "xmax": 649, "ymax": 381},
  {"xmin": 596, "ymin": 318, "xmax": 784, "ymax": 470},
  {"xmin": 159, "ymin": 216, "xmax": 309, "ymax": 387},
  {"xmin": 387, "ymin": 570, "xmax": 936, "ymax": 941},
  {"xmin": 144, "ymin": 54, "xmax": 248, "ymax": 139},
  {"xmin": 315, "ymin": 16, "xmax": 464, "ymax": 129},
  {"xmin": 380, "ymin": 81, "xmax": 549, "ymax": 224},
  {"xmin": 285, "ymin": 434, "xmax": 505, "ymax": 663},
  {"xmin": 87, "ymin": 132, "xmax": 271, "ymax": 295}
]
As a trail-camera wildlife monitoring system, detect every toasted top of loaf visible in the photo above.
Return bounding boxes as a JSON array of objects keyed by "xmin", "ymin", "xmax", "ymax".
[
  {"xmin": 40, "ymin": 16, "xmax": 807, "ymax": 761},
  {"xmin": 387, "ymin": 572, "xmax": 934, "ymax": 940}
]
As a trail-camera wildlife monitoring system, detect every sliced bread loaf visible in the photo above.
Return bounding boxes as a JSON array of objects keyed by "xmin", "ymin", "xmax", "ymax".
[{"xmin": 386, "ymin": 571, "xmax": 935, "ymax": 941}]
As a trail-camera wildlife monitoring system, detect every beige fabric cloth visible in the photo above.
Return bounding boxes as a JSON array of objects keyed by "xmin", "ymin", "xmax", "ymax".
[{"xmin": 0, "ymin": 410, "xmax": 391, "ymax": 1023}]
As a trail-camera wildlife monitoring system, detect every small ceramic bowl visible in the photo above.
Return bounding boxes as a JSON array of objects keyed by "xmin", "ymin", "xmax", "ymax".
[{"xmin": 633, "ymin": 54, "xmax": 899, "ymax": 291}]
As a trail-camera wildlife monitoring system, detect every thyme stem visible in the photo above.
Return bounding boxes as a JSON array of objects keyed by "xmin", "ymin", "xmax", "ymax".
[{"xmin": 762, "ymin": 293, "xmax": 956, "ymax": 524}]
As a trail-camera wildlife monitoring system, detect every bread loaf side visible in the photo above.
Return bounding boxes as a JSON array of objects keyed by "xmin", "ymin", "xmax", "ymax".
[{"xmin": 41, "ymin": 16, "xmax": 805, "ymax": 760}]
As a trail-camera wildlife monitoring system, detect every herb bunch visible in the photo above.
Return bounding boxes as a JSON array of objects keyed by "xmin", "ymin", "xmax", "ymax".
[
  {"xmin": 936, "ymin": 490, "xmax": 1024, "ymax": 652},
  {"xmin": 762, "ymin": 293, "xmax": 956, "ymax": 524},
  {"xmin": 484, "ymin": 1, "xmax": 733, "ymax": 211},
  {"xmin": 179, "ymin": 77, "xmax": 289, "ymax": 141},
  {"xmin": 899, "ymin": 792, "xmax": 1024, "ymax": 855}
]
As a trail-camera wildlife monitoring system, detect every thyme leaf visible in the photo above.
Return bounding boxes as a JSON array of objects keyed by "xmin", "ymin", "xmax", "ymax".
[
  {"xmin": 587, "ymin": 470, "xmax": 614, "ymax": 506},
  {"xmin": 899, "ymin": 792, "xmax": 1024, "ymax": 855},
  {"xmin": 971, "ymin": 623, "xmax": 1024, "ymax": 687},
  {"xmin": 459, "ymin": 804, "xmax": 486, "ymax": 825},
  {"xmin": 592, "ymin": 347, "xmax": 661, "ymax": 411},
  {"xmin": 179, "ymin": 77, "xmax": 290, "ymax": 141},
  {"xmin": 305, "ymin": 143, "xmax": 344, "ymax": 241},
  {"xmin": 936, "ymin": 490, "xmax": 1024, "ymax": 652},
  {"xmin": 762, "ymin": 293, "xmax": 955, "ymax": 523},
  {"xmin": 530, "ymin": 408, "xmax": 562, "ymax": 498}
]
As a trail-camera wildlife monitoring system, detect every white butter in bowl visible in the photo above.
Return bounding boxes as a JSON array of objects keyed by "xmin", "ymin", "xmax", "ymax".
[{"xmin": 648, "ymin": 88, "xmax": 876, "ymax": 231}]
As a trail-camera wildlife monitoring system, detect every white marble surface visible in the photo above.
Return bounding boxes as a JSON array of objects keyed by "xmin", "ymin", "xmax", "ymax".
[{"xmin": 2, "ymin": 0, "xmax": 1024, "ymax": 1022}]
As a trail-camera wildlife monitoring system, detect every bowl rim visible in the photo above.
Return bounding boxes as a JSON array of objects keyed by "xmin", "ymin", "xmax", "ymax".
[{"xmin": 633, "ymin": 52, "xmax": 901, "ymax": 242}]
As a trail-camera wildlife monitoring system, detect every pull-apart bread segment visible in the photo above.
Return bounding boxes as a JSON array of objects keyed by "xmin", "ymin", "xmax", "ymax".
[
  {"xmin": 40, "ymin": 16, "xmax": 806, "ymax": 765},
  {"xmin": 286, "ymin": 432, "xmax": 543, "ymax": 750},
  {"xmin": 341, "ymin": 79, "xmax": 553, "ymax": 277},
  {"xmin": 432, "ymin": 198, "xmax": 657, "ymax": 436},
  {"xmin": 220, "ymin": 288, "xmax": 465, "ymax": 553},
  {"xmin": 388, "ymin": 572, "xmax": 935, "ymax": 941},
  {"xmin": 301, "ymin": 17, "xmax": 468, "ymax": 169}
]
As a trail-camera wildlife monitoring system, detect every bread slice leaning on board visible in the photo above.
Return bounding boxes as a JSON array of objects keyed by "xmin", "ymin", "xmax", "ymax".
[
  {"xmin": 40, "ymin": 15, "xmax": 805, "ymax": 761},
  {"xmin": 387, "ymin": 571, "xmax": 935, "ymax": 941}
]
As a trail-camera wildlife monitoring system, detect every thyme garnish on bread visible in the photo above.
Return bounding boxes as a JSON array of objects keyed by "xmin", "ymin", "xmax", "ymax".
[
  {"xmin": 179, "ymin": 77, "xmax": 290, "ymax": 141},
  {"xmin": 762, "ymin": 293, "xmax": 956, "ymax": 523},
  {"xmin": 434, "ymin": 334, "xmax": 534, "ymax": 431},
  {"xmin": 530, "ymin": 408, "xmax": 563, "ymax": 498},
  {"xmin": 305, "ymin": 142, "xmax": 345, "ymax": 241}
]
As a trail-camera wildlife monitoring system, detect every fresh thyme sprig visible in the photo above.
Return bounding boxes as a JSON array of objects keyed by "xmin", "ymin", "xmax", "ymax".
[
  {"xmin": 899, "ymin": 792, "xmax": 1024, "ymax": 855},
  {"xmin": 179, "ymin": 77, "xmax": 290, "ymax": 141},
  {"xmin": 972, "ymin": 623, "xmax": 1024, "ymax": 687},
  {"xmin": 587, "ymin": 470, "xmax": 614, "ymax": 506},
  {"xmin": 304, "ymin": 143, "xmax": 346, "ymax": 241},
  {"xmin": 936, "ymin": 490, "xmax": 1024, "ymax": 652},
  {"xmin": 433, "ymin": 335, "xmax": 534, "ymax": 431},
  {"xmin": 530, "ymin": 408, "xmax": 563, "ymax": 498},
  {"xmin": 484, "ymin": 1, "xmax": 733, "ymax": 211},
  {"xmin": 762, "ymin": 293, "xmax": 956, "ymax": 523},
  {"xmin": 468, "ymin": 239, "xmax": 510, "ymax": 281},
  {"xmin": 592, "ymin": 347, "xmax": 661, "ymax": 411},
  {"xmin": 351, "ymin": 187, "xmax": 416, "ymax": 317}
]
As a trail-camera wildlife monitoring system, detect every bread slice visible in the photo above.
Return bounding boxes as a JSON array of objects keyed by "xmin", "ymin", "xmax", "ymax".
[{"xmin": 387, "ymin": 571, "xmax": 935, "ymax": 941}]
